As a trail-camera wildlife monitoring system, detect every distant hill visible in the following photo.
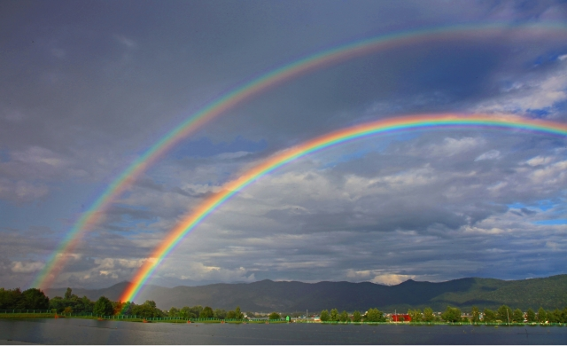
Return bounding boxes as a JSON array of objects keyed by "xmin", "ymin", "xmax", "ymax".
[{"xmin": 45, "ymin": 274, "xmax": 566, "ymax": 312}]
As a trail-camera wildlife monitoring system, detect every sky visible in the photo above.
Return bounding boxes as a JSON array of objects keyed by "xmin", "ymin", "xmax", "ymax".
[{"xmin": 0, "ymin": 0, "xmax": 566, "ymax": 293}]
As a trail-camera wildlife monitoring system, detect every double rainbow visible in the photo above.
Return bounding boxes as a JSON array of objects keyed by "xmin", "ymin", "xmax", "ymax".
[
  {"xmin": 120, "ymin": 113, "xmax": 566, "ymax": 302},
  {"xmin": 33, "ymin": 22, "xmax": 565, "ymax": 289}
]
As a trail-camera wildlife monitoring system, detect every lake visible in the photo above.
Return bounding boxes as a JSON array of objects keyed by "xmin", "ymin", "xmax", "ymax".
[{"xmin": 0, "ymin": 319, "xmax": 566, "ymax": 344}]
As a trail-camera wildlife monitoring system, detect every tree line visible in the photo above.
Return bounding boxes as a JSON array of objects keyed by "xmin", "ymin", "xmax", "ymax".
[
  {"xmin": 0, "ymin": 287, "xmax": 277, "ymax": 320},
  {"xmin": 2, "ymin": 287, "xmax": 565, "ymax": 323},
  {"xmin": 320, "ymin": 308, "xmax": 387, "ymax": 322},
  {"xmin": 434, "ymin": 305, "xmax": 567, "ymax": 323},
  {"xmin": 318, "ymin": 305, "xmax": 567, "ymax": 323}
]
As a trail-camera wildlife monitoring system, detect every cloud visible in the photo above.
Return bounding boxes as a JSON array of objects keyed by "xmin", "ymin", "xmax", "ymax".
[
  {"xmin": 431, "ymin": 137, "xmax": 484, "ymax": 156},
  {"xmin": 475, "ymin": 149, "xmax": 500, "ymax": 161},
  {"xmin": 473, "ymin": 61, "xmax": 566, "ymax": 118},
  {"xmin": 11, "ymin": 261, "xmax": 44, "ymax": 273},
  {"xmin": 371, "ymin": 274, "xmax": 415, "ymax": 286},
  {"xmin": 160, "ymin": 262, "xmax": 256, "ymax": 284},
  {"xmin": 525, "ymin": 155, "xmax": 554, "ymax": 167},
  {"xmin": 0, "ymin": 178, "xmax": 50, "ymax": 203}
]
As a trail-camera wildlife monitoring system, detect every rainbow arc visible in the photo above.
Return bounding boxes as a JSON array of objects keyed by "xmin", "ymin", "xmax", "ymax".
[
  {"xmin": 119, "ymin": 113, "xmax": 567, "ymax": 303},
  {"xmin": 32, "ymin": 22, "xmax": 566, "ymax": 289}
]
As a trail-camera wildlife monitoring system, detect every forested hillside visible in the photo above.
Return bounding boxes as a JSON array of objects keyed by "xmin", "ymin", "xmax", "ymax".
[{"xmin": 43, "ymin": 274, "xmax": 566, "ymax": 312}]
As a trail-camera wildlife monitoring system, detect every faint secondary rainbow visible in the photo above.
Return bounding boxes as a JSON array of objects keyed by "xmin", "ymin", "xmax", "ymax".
[
  {"xmin": 32, "ymin": 22, "xmax": 565, "ymax": 289},
  {"xmin": 120, "ymin": 113, "xmax": 566, "ymax": 302}
]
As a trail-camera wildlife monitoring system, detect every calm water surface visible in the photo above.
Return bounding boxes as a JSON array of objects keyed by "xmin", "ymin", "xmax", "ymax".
[{"xmin": 0, "ymin": 319, "xmax": 566, "ymax": 344}]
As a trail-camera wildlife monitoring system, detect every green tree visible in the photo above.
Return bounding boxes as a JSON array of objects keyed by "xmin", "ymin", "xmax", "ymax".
[
  {"xmin": 561, "ymin": 307, "xmax": 567, "ymax": 324},
  {"xmin": 549, "ymin": 309, "xmax": 562, "ymax": 323},
  {"xmin": 339, "ymin": 310, "xmax": 349, "ymax": 322},
  {"xmin": 132, "ymin": 300, "xmax": 163, "ymax": 318},
  {"xmin": 226, "ymin": 311, "xmax": 237, "ymax": 319},
  {"xmin": 63, "ymin": 306, "xmax": 73, "ymax": 315},
  {"xmin": 49, "ymin": 296, "xmax": 65, "ymax": 313},
  {"xmin": 526, "ymin": 308, "xmax": 536, "ymax": 322},
  {"xmin": 496, "ymin": 305, "xmax": 513, "ymax": 323},
  {"xmin": 132, "ymin": 304, "xmax": 155, "ymax": 318},
  {"xmin": 168, "ymin": 307, "xmax": 180, "ymax": 317},
  {"xmin": 408, "ymin": 309, "xmax": 421, "ymax": 323},
  {"xmin": 80, "ymin": 296, "xmax": 94, "ymax": 313},
  {"xmin": 214, "ymin": 309, "xmax": 227, "ymax": 319},
  {"xmin": 512, "ymin": 309, "xmax": 524, "ymax": 323},
  {"xmin": 441, "ymin": 306, "xmax": 461, "ymax": 323},
  {"xmin": 330, "ymin": 308, "xmax": 339, "ymax": 322},
  {"xmin": 365, "ymin": 308, "xmax": 385, "ymax": 322},
  {"xmin": 537, "ymin": 307, "xmax": 547, "ymax": 323},
  {"xmin": 189, "ymin": 305, "xmax": 203, "ymax": 318},
  {"xmin": 320, "ymin": 310, "xmax": 329, "ymax": 322},
  {"xmin": 179, "ymin": 306, "xmax": 191, "ymax": 319},
  {"xmin": 20, "ymin": 288, "xmax": 49, "ymax": 310},
  {"xmin": 483, "ymin": 308, "xmax": 496, "ymax": 322},
  {"xmin": 471, "ymin": 306, "xmax": 480, "ymax": 323},
  {"xmin": 200, "ymin": 306, "xmax": 214, "ymax": 319},
  {"xmin": 120, "ymin": 301, "xmax": 134, "ymax": 316},
  {"xmin": 269, "ymin": 312, "xmax": 280, "ymax": 320},
  {"xmin": 235, "ymin": 306, "xmax": 243, "ymax": 319},
  {"xmin": 64, "ymin": 288, "xmax": 73, "ymax": 300},
  {"xmin": 0, "ymin": 288, "xmax": 23, "ymax": 309},
  {"xmin": 422, "ymin": 307, "xmax": 435, "ymax": 322},
  {"xmin": 352, "ymin": 310, "xmax": 362, "ymax": 322},
  {"xmin": 93, "ymin": 296, "xmax": 113, "ymax": 317}
]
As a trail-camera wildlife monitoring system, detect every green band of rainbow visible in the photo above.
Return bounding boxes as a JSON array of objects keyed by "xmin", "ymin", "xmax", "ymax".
[
  {"xmin": 119, "ymin": 113, "xmax": 566, "ymax": 302},
  {"xmin": 32, "ymin": 22, "xmax": 565, "ymax": 289}
]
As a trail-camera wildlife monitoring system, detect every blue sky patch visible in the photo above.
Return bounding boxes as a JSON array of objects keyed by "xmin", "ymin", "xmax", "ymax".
[{"xmin": 533, "ymin": 219, "xmax": 567, "ymax": 226}]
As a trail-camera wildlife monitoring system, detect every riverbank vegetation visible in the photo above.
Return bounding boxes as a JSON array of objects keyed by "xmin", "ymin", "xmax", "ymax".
[
  {"xmin": 1, "ymin": 286, "xmax": 566, "ymax": 325},
  {"xmin": 317, "ymin": 305, "xmax": 566, "ymax": 324}
]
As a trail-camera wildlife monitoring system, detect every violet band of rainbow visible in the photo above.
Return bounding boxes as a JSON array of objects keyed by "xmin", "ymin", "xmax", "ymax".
[{"xmin": 119, "ymin": 113, "xmax": 566, "ymax": 303}]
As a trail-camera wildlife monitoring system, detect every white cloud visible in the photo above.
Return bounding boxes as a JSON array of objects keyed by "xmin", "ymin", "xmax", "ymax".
[
  {"xmin": 371, "ymin": 274, "xmax": 415, "ymax": 285},
  {"xmin": 474, "ymin": 63, "xmax": 566, "ymax": 118},
  {"xmin": 94, "ymin": 258, "xmax": 146, "ymax": 270},
  {"xmin": 161, "ymin": 262, "xmax": 256, "ymax": 283},
  {"xmin": 528, "ymin": 161, "xmax": 567, "ymax": 185},
  {"xmin": 346, "ymin": 269, "xmax": 371, "ymax": 279},
  {"xmin": 11, "ymin": 261, "xmax": 44, "ymax": 273},
  {"xmin": 525, "ymin": 155, "xmax": 554, "ymax": 167},
  {"xmin": 475, "ymin": 149, "xmax": 500, "ymax": 161}
]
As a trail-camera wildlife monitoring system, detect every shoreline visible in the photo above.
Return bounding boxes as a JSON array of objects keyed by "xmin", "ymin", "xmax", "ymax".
[{"xmin": 1, "ymin": 314, "xmax": 566, "ymax": 327}]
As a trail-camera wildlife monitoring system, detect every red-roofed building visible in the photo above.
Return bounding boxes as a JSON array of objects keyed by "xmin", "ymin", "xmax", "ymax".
[{"xmin": 392, "ymin": 314, "xmax": 411, "ymax": 322}]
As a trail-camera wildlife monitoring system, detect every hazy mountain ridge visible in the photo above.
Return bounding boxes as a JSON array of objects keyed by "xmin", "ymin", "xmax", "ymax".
[{"xmin": 45, "ymin": 274, "xmax": 566, "ymax": 312}]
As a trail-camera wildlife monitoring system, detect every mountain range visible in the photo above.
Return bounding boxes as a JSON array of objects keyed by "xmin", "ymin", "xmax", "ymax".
[{"xmin": 45, "ymin": 274, "xmax": 566, "ymax": 313}]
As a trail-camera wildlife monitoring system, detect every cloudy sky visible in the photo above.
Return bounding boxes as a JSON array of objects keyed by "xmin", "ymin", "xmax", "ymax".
[{"xmin": 1, "ymin": 0, "xmax": 566, "ymax": 294}]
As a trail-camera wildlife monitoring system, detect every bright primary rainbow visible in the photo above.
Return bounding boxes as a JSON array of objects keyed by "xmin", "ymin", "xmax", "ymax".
[
  {"xmin": 33, "ymin": 22, "xmax": 565, "ymax": 289},
  {"xmin": 120, "ymin": 113, "xmax": 566, "ymax": 302}
]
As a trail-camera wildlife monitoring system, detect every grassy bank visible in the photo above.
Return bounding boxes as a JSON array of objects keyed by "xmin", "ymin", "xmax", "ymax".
[{"xmin": 1, "ymin": 313, "xmax": 565, "ymax": 327}]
